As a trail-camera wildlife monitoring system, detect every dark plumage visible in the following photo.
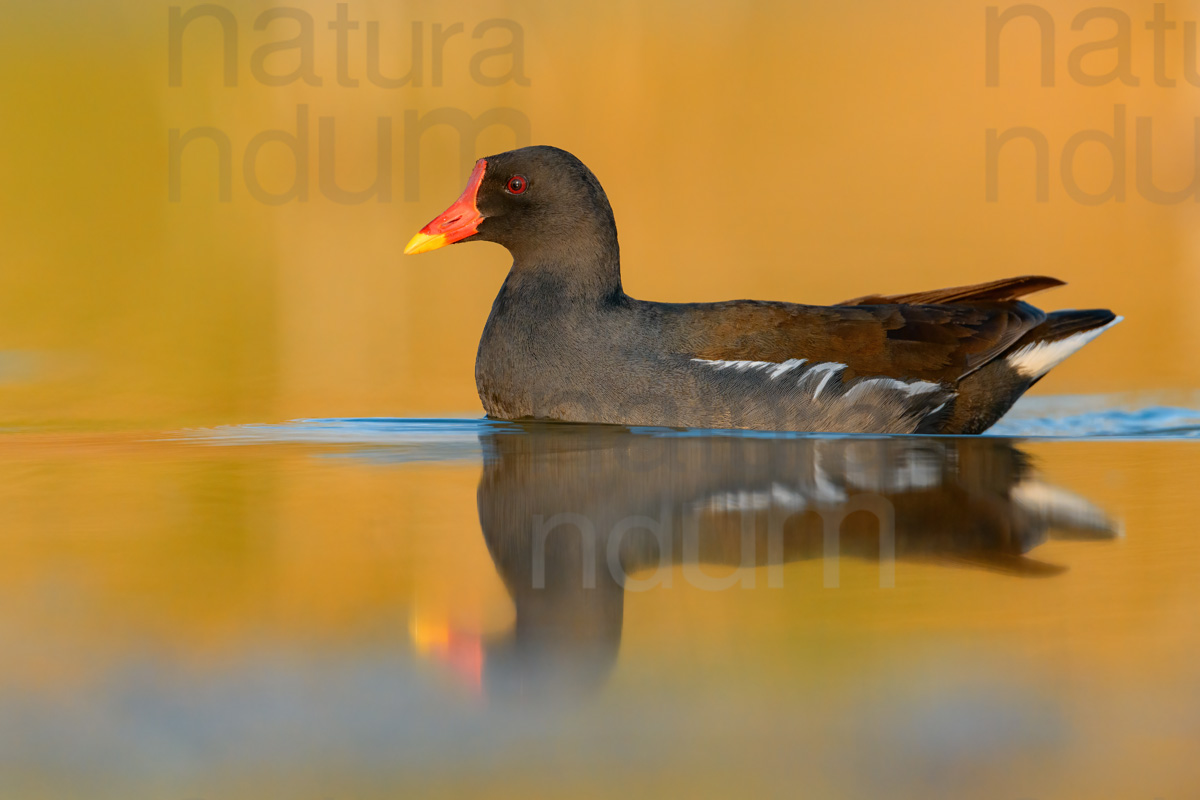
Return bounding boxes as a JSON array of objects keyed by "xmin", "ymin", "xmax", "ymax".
[
  {"xmin": 405, "ymin": 146, "xmax": 1121, "ymax": 434},
  {"xmin": 475, "ymin": 426, "xmax": 1120, "ymax": 696}
]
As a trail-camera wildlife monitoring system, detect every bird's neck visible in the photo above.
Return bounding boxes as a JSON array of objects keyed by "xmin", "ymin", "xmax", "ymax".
[{"xmin": 506, "ymin": 224, "xmax": 625, "ymax": 304}]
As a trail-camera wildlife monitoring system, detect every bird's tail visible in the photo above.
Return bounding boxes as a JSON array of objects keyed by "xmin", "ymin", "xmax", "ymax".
[{"xmin": 1004, "ymin": 309, "xmax": 1122, "ymax": 382}]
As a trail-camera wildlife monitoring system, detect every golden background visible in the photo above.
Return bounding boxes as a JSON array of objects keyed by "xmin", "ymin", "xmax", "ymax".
[
  {"xmin": 1, "ymin": 2, "xmax": 1199, "ymax": 796},
  {"xmin": 1, "ymin": 0, "xmax": 1196, "ymax": 430}
]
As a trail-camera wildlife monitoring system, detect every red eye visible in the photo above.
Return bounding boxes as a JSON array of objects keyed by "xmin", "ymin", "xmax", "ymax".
[{"xmin": 506, "ymin": 175, "xmax": 528, "ymax": 194}]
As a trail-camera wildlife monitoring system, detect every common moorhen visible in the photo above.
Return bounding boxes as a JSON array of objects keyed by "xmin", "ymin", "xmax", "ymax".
[
  {"xmin": 404, "ymin": 146, "xmax": 1120, "ymax": 434},
  {"xmin": 474, "ymin": 427, "xmax": 1119, "ymax": 697}
]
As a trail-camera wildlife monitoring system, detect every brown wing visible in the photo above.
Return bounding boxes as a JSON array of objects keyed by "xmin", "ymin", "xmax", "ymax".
[
  {"xmin": 669, "ymin": 277, "xmax": 1063, "ymax": 385},
  {"xmin": 839, "ymin": 275, "xmax": 1064, "ymax": 306}
]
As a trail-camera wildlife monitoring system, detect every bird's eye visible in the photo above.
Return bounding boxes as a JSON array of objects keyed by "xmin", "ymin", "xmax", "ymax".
[{"xmin": 505, "ymin": 175, "xmax": 528, "ymax": 194}]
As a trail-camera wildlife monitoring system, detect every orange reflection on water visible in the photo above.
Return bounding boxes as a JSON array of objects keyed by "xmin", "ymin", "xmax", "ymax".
[{"xmin": 0, "ymin": 427, "xmax": 1198, "ymax": 795}]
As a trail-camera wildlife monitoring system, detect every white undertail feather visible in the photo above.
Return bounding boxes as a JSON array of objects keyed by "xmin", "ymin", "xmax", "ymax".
[
  {"xmin": 1012, "ymin": 480, "xmax": 1123, "ymax": 538},
  {"xmin": 1006, "ymin": 316, "xmax": 1123, "ymax": 378}
]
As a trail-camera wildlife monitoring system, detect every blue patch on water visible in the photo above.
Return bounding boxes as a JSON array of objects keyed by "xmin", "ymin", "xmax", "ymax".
[
  {"xmin": 175, "ymin": 417, "xmax": 497, "ymax": 462},
  {"xmin": 988, "ymin": 395, "xmax": 1200, "ymax": 440},
  {"xmin": 175, "ymin": 394, "xmax": 1200, "ymax": 451}
]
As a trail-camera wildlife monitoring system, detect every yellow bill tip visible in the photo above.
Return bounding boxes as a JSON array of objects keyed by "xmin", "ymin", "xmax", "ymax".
[{"xmin": 403, "ymin": 232, "xmax": 448, "ymax": 256}]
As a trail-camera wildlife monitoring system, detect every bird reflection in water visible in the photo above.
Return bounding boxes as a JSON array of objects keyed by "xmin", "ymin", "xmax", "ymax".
[{"xmin": 471, "ymin": 424, "xmax": 1119, "ymax": 698}]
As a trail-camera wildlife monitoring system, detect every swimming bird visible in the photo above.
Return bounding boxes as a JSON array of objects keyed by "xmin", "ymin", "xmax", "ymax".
[
  {"xmin": 404, "ymin": 146, "xmax": 1120, "ymax": 434},
  {"xmin": 474, "ymin": 427, "xmax": 1120, "ymax": 697}
]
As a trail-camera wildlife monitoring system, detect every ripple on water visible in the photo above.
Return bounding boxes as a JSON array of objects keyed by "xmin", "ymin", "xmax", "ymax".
[
  {"xmin": 988, "ymin": 395, "xmax": 1200, "ymax": 439},
  {"xmin": 173, "ymin": 394, "xmax": 1200, "ymax": 451}
]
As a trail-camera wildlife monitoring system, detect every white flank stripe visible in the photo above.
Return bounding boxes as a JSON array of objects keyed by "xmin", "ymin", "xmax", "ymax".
[
  {"xmin": 696, "ymin": 483, "xmax": 810, "ymax": 512},
  {"xmin": 691, "ymin": 358, "xmax": 776, "ymax": 373},
  {"xmin": 768, "ymin": 358, "xmax": 807, "ymax": 379},
  {"xmin": 813, "ymin": 461, "xmax": 848, "ymax": 504},
  {"xmin": 692, "ymin": 357, "xmax": 947, "ymax": 405},
  {"xmin": 843, "ymin": 377, "xmax": 944, "ymax": 401},
  {"xmin": 806, "ymin": 362, "xmax": 846, "ymax": 399},
  {"xmin": 690, "ymin": 357, "xmax": 808, "ymax": 379},
  {"xmin": 1006, "ymin": 316, "xmax": 1123, "ymax": 378},
  {"xmin": 770, "ymin": 483, "xmax": 809, "ymax": 509}
]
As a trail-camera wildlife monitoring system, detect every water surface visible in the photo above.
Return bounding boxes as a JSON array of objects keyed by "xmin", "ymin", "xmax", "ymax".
[
  {"xmin": 3, "ymin": 0, "xmax": 1199, "ymax": 795},
  {"xmin": 2, "ymin": 400, "xmax": 1199, "ymax": 798}
]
